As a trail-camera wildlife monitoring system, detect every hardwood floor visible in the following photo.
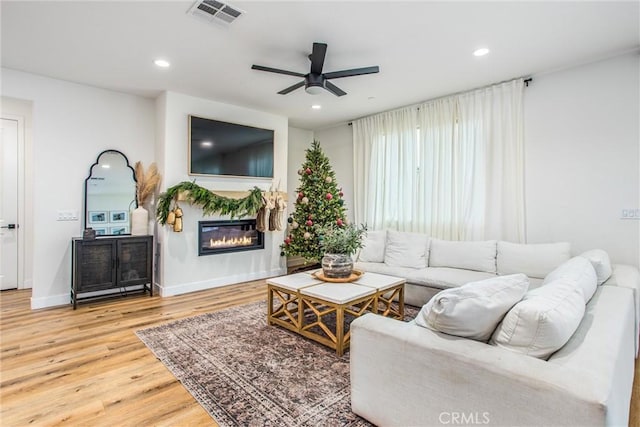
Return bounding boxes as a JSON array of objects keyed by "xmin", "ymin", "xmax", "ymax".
[{"xmin": 1, "ymin": 283, "xmax": 639, "ymax": 426}]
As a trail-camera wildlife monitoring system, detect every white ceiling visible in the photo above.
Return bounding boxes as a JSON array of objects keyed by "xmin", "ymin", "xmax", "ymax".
[{"xmin": 2, "ymin": 1, "xmax": 639, "ymax": 130}]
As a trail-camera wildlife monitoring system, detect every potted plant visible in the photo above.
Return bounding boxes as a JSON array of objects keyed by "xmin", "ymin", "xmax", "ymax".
[{"xmin": 318, "ymin": 223, "xmax": 367, "ymax": 279}]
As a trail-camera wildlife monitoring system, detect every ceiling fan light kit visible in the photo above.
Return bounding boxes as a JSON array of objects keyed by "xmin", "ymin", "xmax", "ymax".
[{"xmin": 252, "ymin": 42, "xmax": 380, "ymax": 97}]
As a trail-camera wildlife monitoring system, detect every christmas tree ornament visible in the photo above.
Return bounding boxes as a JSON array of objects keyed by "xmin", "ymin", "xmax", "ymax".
[
  {"xmin": 297, "ymin": 169, "xmax": 303, "ymax": 175},
  {"xmin": 280, "ymin": 251, "xmax": 285, "ymax": 257},
  {"xmin": 326, "ymin": 193, "xmax": 333, "ymax": 200},
  {"xmin": 306, "ymin": 219, "xmax": 313, "ymax": 226},
  {"xmin": 305, "ymin": 167, "xmax": 312, "ymax": 175},
  {"xmin": 298, "ymin": 191, "xmax": 304, "ymax": 199},
  {"xmin": 284, "ymin": 237, "xmax": 291, "ymax": 245},
  {"xmin": 339, "ymin": 190, "xmax": 344, "ymax": 197},
  {"xmin": 292, "ymin": 221, "xmax": 299, "ymax": 229},
  {"xmin": 287, "ymin": 217, "xmax": 293, "ymax": 223},
  {"xmin": 336, "ymin": 218, "xmax": 344, "ymax": 226},
  {"xmin": 301, "ymin": 197, "xmax": 309, "ymax": 204},
  {"xmin": 304, "ymin": 232, "xmax": 311, "ymax": 239},
  {"xmin": 325, "ymin": 176, "xmax": 332, "ymax": 183},
  {"xmin": 307, "ymin": 214, "xmax": 313, "ymax": 219},
  {"xmin": 338, "ymin": 199, "xmax": 344, "ymax": 205}
]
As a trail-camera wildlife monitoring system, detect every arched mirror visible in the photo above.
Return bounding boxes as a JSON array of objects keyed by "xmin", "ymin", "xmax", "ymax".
[{"xmin": 84, "ymin": 150, "xmax": 136, "ymax": 235}]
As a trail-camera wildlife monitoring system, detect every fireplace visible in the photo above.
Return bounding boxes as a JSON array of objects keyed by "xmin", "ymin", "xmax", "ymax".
[{"xmin": 198, "ymin": 220, "xmax": 264, "ymax": 256}]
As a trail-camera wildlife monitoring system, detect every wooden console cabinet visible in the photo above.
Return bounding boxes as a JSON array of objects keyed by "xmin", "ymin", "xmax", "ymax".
[{"xmin": 71, "ymin": 235, "xmax": 153, "ymax": 309}]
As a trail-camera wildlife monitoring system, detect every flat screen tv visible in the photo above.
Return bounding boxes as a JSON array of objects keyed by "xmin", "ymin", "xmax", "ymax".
[{"xmin": 188, "ymin": 115, "xmax": 274, "ymax": 178}]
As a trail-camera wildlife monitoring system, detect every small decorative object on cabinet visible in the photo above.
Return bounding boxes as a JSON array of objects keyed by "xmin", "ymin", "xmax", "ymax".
[{"xmin": 71, "ymin": 235, "xmax": 153, "ymax": 309}]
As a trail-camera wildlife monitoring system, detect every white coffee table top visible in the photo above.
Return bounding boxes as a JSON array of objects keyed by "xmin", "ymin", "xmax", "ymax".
[
  {"xmin": 300, "ymin": 282, "xmax": 376, "ymax": 305},
  {"xmin": 266, "ymin": 272, "xmax": 320, "ymax": 291},
  {"xmin": 352, "ymin": 272, "xmax": 406, "ymax": 290}
]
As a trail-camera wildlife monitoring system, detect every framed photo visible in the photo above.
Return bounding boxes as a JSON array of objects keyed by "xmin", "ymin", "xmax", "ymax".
[
  {"xmin": 110, "ymin": 211, "xmax": 128, "ymax": 223},
  {"xmin": 109, "ymin": 226, "xmax": 129, "ymax": 235},
  {"xmin": 88, "ymin": 211, "xmax": 107, "ymax": 224},
  {"xmin": 93, "ymin": 227, "xmax": 107, "ymax": 236}
]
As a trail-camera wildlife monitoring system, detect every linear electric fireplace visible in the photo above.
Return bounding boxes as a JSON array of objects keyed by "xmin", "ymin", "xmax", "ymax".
[{"xmin": 198, "ymin": 220, "xmax": 264, "ymax": 256}]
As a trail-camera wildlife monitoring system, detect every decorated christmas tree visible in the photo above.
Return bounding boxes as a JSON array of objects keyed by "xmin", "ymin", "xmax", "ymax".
[{"xmin": 281, "ymin": 140, "xmax": 347, "ymax": 261}]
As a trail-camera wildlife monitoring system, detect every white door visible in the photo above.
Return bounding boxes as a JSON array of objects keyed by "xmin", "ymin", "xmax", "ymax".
[{"xmin": 0, "ymin": 118, "xmax": 19, "ymax": 290}]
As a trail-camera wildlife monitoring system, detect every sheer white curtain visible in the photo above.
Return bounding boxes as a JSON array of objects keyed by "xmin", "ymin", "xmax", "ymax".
[
  {"xmin": 353, "ymin": 107, "xmax": 418, "ymax": 232},
  {"xmin": 457, "ymin": 79, "xmax": 525, "ymax": 241},
  {"xmin": 353, "ymin": 78, "xmax": 525, "ymax": 242}
]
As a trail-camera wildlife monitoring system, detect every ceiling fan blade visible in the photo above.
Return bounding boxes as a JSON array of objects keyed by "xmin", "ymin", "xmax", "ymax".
[
  {"xmin": 309, "ymin": 43, "xmax": 327, "ymax": 74},
  {"xmin": 324, "ymin": 66, "xmax": 380, "ymax": 80},
  {"xmin": 277, "ymin": 81, "xmax": 305, "ymax": 95},
  {"xmin": 252, "ymin": 65, "xmax": 305, "ymax": 78},
  {"xmin": 324, "ymin": 81, "xmax": 347, "ymax": 97}
]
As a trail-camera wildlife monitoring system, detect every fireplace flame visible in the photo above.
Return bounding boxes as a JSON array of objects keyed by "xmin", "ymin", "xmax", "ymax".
[{"xmin": 209, "ymin": 235, "xmax": 253, "ymax": 248}]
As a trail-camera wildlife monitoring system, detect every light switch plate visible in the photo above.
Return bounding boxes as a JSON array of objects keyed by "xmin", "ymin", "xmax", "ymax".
[{"xmin": 621, "ymin": 209, "xmax": 640, "ymax": 220}]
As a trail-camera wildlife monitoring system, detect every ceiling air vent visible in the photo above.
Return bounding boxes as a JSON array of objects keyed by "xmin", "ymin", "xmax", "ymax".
[{"xmin": 188, "ymin": 0, "xmax": 244, "ymax": 25}]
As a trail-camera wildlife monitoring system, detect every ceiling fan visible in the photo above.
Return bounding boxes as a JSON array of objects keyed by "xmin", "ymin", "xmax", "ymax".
[{"xmin": 251, "ymin": 42, "xmax": 379, "ymax": 97}]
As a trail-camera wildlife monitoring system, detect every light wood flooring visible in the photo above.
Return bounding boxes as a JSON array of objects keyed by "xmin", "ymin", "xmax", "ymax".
[{"xmin": 1, "ymin": 282, "xmax": 639, "ymax": 426}]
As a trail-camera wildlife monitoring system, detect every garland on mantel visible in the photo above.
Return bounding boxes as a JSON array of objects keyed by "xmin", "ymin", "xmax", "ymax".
[{"xmin": 156, "ymin": 181, "xmax": 263, "ymax": 225}]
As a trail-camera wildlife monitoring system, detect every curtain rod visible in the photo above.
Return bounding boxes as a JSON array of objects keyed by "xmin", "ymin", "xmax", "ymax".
[{"xmin": 347, "ymin": 77, "xmax": 533, "ymax": 126}]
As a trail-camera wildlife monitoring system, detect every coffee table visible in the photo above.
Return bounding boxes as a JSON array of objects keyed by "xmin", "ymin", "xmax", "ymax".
[{"xmin": 267, "ymin": 271, "xmax": 405, "ymax": 356}]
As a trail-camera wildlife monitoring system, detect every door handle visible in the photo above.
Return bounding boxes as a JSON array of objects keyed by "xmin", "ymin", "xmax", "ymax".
[{"xmin": 0, "ymin": 224, "xmax": 17, "ymax": 229}]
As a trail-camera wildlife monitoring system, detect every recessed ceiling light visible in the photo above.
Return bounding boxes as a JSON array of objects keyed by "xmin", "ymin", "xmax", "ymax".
[
  {"xmin": 200, "ymin": 141, "xmax": 213, "ymax": 148},
  {"xmin": 311, "ymin": 105, "xmax": 322, "ymax": 110},
  {"xmin": 154, "ymin": 59, "xmax": 171, "ymax": 68},
  {"xmin": 473, "ymin": 48, "xmax": 490, "ymax": 57}
]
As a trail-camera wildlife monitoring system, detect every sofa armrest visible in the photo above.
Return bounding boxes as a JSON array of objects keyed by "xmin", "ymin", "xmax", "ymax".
[
  {"xmin": 350, "ymin": 314, "xmax": 606, "ymax": 427},
  {"xmin": 603, "ymin": 264, "xmax": 640, "ymax": 356}
]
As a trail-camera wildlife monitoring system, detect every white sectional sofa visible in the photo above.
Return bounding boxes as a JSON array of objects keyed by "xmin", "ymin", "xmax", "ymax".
[{"xmin": 350, "ymin": 230, "xmax": 640, "ymax": 426}]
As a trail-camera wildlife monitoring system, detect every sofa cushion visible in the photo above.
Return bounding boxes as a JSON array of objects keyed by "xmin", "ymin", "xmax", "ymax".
[
  {"xmin": 580, "ymin": 249, "xmax": 613, "ymax": 285},
  {"xmin": 543, "ymin": 256, "xmax": 597, "ymax": 303},
  {"xmin": 355, "ymin": 262, "xmax": 423, "ymax": 282},
  {"xmin": 490, "ymin": 278, "xmax": 585, "ymax": 359},
  {"xmin": 357, "ymin": 230, "xmax": 387, "ymax": 263},
  {"xmin": 417, "ymin": 268, "xmax": 496, "ymax": 290},
  {"xmin": 384, "ymin": 230, "xmax": 429, "ymax": 269},
  {"xmin": 497, "ymin": 241, "xmax": 571, "ymax": 279},
  {"xmin": 415, "ymin": 274, "xmax": 529, "ymax": 341},
  {"xmin": 429, "ymin": 239, "xmax": 497, "ymax": 273}
]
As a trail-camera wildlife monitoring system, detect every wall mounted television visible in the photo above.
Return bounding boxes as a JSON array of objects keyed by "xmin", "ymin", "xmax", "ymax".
[{"xmin": 188, "ymin": 115, "xmax": 274, "ymax": 178}]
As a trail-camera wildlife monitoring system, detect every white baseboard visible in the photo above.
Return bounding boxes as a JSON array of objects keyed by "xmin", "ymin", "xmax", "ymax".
[
  {"xmin": 31, "ymin": 293, "xmax": 70, "ymax": 310},
  {"xmin": 157, "ymin": 268, "xmax": 286, "ymax": 297}
]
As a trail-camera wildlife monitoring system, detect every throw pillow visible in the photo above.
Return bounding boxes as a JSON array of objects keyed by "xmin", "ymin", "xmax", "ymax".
[
  {"xmin": 429, "ymin": 238, "xmax": 497, "ymax": 273},
  {"xmin": 497, "ymin": 241, "xmax": 571, "ymax": 279},
  {"xmin": 490, "ymin": 278, "xmax": 585, "ymax": 359},
  {"xmin": 542, "ymin": 256, "xmax": 597, "ymax": 303},
  {"xmin": 579, "ymin": 249, "xmax": 613, "ymax": 285},
  {"xmin": 383, "ymin": 230, "xmax": 429, "ymax": 269},
  {"xmin": 415, "ymin": 274, "xmax": 529, "ymax": 341},
  {"xmin": 357, "ymin": 230, "xmax": 387, "ymax": 263}
]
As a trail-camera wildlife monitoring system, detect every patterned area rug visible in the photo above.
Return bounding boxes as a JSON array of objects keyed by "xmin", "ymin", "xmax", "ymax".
[{"xmin": 136, "ymin": 300, "xmax": 417, "ymax": 426}]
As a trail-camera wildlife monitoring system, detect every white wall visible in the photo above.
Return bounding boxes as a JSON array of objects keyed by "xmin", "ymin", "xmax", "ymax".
[
  {"xmin": 1, "ymin": 68, "xmax": 156, "ymax": 308},
  {"xmin": 287, "ymin": 127, "xmax": 313, "ymax": 216},
  {"xmin": 317, "ymin": 53, "xmax": 639, "ymax": 266},
  {"xmin": 314, "ymin": 124, "xmax": 355, "ymax": 223},
  {"xmin": 525, "ymin": 53, "xmax": 639, "ymax": 266},
  {"xmin": 155, "ymin": 91, "xmax": 288, "ymax": 296}
]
